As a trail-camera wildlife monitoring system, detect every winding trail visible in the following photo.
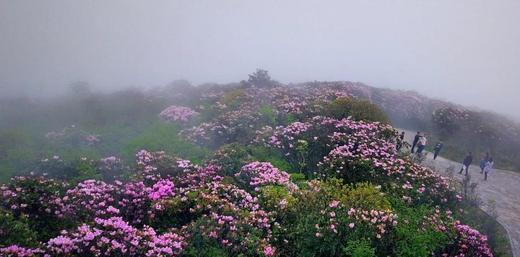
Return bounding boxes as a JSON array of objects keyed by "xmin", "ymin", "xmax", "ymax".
[{"xmin": 399, "ymin": 130, "xmax": 519, "ymax": 256}]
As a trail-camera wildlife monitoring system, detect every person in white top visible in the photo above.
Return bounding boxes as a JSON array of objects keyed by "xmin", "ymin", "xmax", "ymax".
[
  {"xmin": 416, "ymin": 135, "xmax": 428, "ymax": 156},
  {"xmin": 484, "ymin": 158, "xmax": 494, "ymax": 181}
]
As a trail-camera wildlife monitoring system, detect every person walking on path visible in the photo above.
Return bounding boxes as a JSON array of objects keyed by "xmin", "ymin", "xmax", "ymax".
[
  {"xmin": 411, "ymin": 131, "xmax": 421, "ymax": 153},
  {"xmin": 484, "ymin": 157, "xmax": 494, "ymax": 181},
  {"xmin": 416, "ymin": 134, "xmax": 427, "ymax": 156},
  {"xmin": 433, "ymin": 141, "xmax": 443, "ymax": 160},
  {"xmin": 480, "ymin": 152, "xmax": 490, "ymax": 173},
  {"xmin": 397, "ymin": 131, "xmax": 405, "ymax": 150},
  {"xmin": 459, "ymin": 152, "xmax": 473, "ymax": 175}
]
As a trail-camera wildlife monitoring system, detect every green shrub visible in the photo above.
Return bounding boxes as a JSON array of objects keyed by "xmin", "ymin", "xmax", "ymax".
[
  {"xmin": 34, "ymin": 158, "xmax": 101, "ymax": 183},
  {"xmin": 0, "ymin": 210, "xmax": 39, "ymax": 248},
  {"xmin": 345, "ymin": 182, "xmax": 391, "ymax": 210},
  {"xmin": 343, "ymin": 239, "xmax": 376, "ymax": 257},
  {"xmin": 221, "ymin": 89, "xmax": 247, "ymax": 110},
  {"xmin": 259, "ymin": 185, "xmax": 295, "ymax": 213},
  {"xmin": 209, "ymin": 143, "xmax": 252, "ymax": 177},
  {"xmin": 258, "ymin": 105, "xmax": 277, "ymax": 125},
  {"xmin": 390, "ymin": 200, "xmax": 451, "ymax": 257},
  {"xmin": 248, "ymin": 146, "xmax": 295, "ymax": 173},
  {"xmin": 0, "ymin": 177, "xmax": 75, "ymax": 242},
  {"xmin": 184, "ymin": 245, "xmax": 230, "ymax": 257},
  {"xmin": 325, "ymin": 97, "xmax": 390, "ymax": 124},
  {"xmin": 122, "ymin": 122, "xmax": 210, "ymax": 164}
]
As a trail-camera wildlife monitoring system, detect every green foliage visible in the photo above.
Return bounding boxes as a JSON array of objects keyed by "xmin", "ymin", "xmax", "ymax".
[
  {"xmin": 259, "ymin": 185, "xmax": 295, "ymax": 212},
  {"xmin": 325, "ymin": 97, "xmax": 390, "ymax": 124},
  {"xmin": 319, "ymin": 178, "xmax": 351, "ymax": 203},
  {"xmin": 35, "ymin": 158, "xmax": 101, "ymax": 183},
  {"xmin": 390, "ymin": 200, "xmax": 451, "ymax": 257},
  {"xmin": 343, "ymin": 239, "xmax": 376, "ymax": 257},
  {"xmin": 0, "ymin": 130, "xmax": 41, "ymax": 181},
  {"xmin": 289, "ymin": 173, "xmax": 306, "ymax": 183},
  {"xmin": 258, "ymin": 105, "xmax": 277, "ymax": 125},
  {"xmin": 285, "ymin": 113, "xmax": 297, "ymax": 124},
  {"xmin": 73, "ymin": 160, "xmax": 102, "ymax": 183},
  {"xmin": 1, "ymin": 177, "xmax": 75, "ymax": 242},
  {"xmin": 345, "ymin": 182, "xmax": 391, "ymax": 210},
  {"xmin": 209, "ymin": 143, "xmax": 252, "ymax": 177},
  {"xmin": 184, "ymin": 245, "xmax": 230, "ymax": 257},
  {"xmin": 248, "ymin": 146, "xmax": 295, "ymax": 173},
  {"xmin": 122, "ymin": 122, "xmax": 210, "ymax": 164},
  {"xmin": 0, "ymin": 210, "xmax": 39, "ymax": 248},
  {"xmin": 221, "ymin": 89, "xmax": 247, "ymax": 110}
]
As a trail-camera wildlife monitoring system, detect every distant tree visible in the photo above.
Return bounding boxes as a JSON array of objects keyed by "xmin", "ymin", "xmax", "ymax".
[
  {"xmin": 247, "ymin": 69, "xmax": 277, "ymax": 88},
  {"xmin": 68, "ymin": 81, "xmax": 91, "ymax": 97},
  {"xmin": 166, "ymin": 79, "xmax": 193, "ymax": 91}
]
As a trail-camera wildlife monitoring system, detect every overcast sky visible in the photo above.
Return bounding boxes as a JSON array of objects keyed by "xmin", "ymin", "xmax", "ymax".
[{"xmin": 1, "ymin": 1, "xmax": 519, "ymax": 118}]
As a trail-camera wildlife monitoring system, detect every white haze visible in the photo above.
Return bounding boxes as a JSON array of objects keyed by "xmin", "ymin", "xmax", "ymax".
[{"xmin": 1, "ymin": 0, "xmax": 519, "ymax": 119}]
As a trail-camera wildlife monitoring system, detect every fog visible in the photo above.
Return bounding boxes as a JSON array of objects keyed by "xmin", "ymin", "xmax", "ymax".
[{"xmin": 1, "ymin": 0, "xmax": 519, "ymax": 119}]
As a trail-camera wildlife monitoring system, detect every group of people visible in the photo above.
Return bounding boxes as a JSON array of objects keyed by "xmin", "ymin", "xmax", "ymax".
[
  {"xmin": 409, "ymin": 131, "xmax": 433, "ymax": 157},
  {"xmin": 404, "ymin": 131, "xmax": 494, "ymax": 181},
  {"xmin": 457, "ymin": 152, "xmax": 494, "ymax": 180}
]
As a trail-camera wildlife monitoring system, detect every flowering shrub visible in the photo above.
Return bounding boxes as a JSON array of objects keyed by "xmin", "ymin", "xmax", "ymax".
[
  {"xmin": 45, "ymin": 216, "xmax": 186, "ymax": 256},
  {"xmin": 0, "ymin": 176, "xmax": 71, "ymax": 241},
  {"xmin": 0, "ymin": 245, "xmax": 44, "ymax": 257},
  {"xmin": 159, "ymin": 105, "xmax": 199, "ymax": 123},
  {"xmin": 260, "ymin": 116, "xmax": 396, "ymax": 177},
  {"xmin": 181, "ymin": 108, "xmax": 262, "ymax": 147},
  {"xmin": 450, "ymin": 221, "xmax": 494, "ymax": 257},
  {"xmin": 135, "ymin": 149, "xmax": 198, "ymax": 183},
  {"xmin": 235, "ymin": 162, "xmax": 294, "ymax": 192},
  {"xmin": 274, "ymin": 179, "xmax": 398, "ymax": 257}
]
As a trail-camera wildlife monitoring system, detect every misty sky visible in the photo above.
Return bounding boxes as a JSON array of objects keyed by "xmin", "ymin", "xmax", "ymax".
[{"xmin": 1, "ymin": 1, "xmax": 519, "ymax": 119}]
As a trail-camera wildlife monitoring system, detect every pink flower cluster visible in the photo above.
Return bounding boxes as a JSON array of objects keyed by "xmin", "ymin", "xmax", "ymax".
[
  {"xmin": 453, "ymin": 221, "xmax": 494, "ymax": 257},
  {"xmin": 135, "ymin": 149, "xmax": 198, "ymax": 182},
  {"xmin": 100, "ymin": 156, "xmax": 121, "ymax": 170},
  {"xmin": 45, "ymin": 216, "xmax": 185, "ymax": 256},
  {"xmin": 63, "ymin": 179, "xmax": 119, "ymax": 218},
  {"xmin": 235, "ymin": 162, "xmax": 293, "ymax": 191},
  {"xmin": 345, "ymin": 208, "xmax": 398, "ymax": 239},
  {"xmin": 159, "ymin": 105, "xmax": 199, "ymax": 122},
  {"xmin": 0, "ymin": 245, "xmax": 44, "ymax": 257}
]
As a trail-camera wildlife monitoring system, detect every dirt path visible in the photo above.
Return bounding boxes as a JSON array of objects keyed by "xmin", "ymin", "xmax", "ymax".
[{"xmin": 399, "ymin": 130, "xmax": 519, "ymax": 256}]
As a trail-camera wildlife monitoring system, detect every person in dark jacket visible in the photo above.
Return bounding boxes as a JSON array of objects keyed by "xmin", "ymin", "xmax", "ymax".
[
  {"xmin": 411, "ymin": 132, "xmax": 421, "ymax": 153},
  {"xmin": 396, "ymin": 131, "xmax": 405, "ymax": 150},
  {"xmin": 433, "ymin": 141, "xmax": 443, "ymax": 160},
  {"xmin": 459, "ymin": 152, "xmax": 473, "ymax": 175}
]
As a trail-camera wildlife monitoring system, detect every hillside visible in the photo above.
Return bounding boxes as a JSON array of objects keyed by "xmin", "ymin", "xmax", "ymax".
[{"xmin": 0, "ymin": 79, "xmax": 508, "ymax": 256}]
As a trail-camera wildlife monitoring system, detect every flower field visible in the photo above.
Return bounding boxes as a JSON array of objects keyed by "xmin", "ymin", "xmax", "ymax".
[{"xmin": 0, "ymin": 82, "xmax": 497, "ymax": 256}]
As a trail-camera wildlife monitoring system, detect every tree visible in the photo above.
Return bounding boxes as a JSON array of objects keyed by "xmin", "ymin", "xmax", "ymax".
[{"xmin": 247, "ymin": 69, "xmax": 276, "ymax": 88}]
